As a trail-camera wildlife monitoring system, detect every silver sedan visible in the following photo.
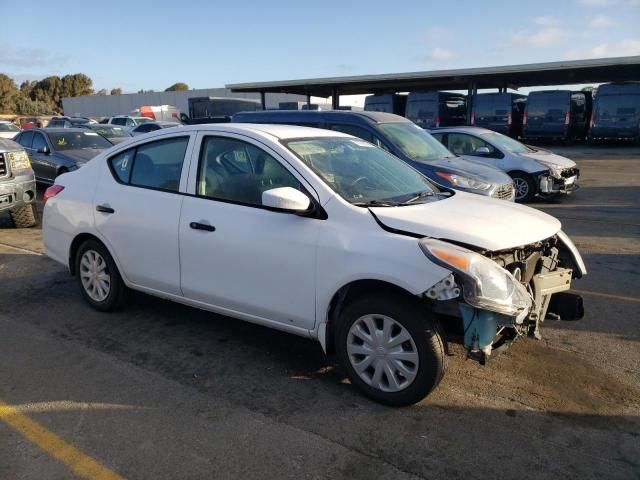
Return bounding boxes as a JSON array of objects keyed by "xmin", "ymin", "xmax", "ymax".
[{"xmin": 430, "ymin": 126, "xmax": 579, "ymax": 202}]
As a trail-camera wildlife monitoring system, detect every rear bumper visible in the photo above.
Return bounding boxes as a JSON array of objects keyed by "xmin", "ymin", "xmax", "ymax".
[{"xmin": 0, "ymin": 172, "xmax": 37, "ymax": 212}]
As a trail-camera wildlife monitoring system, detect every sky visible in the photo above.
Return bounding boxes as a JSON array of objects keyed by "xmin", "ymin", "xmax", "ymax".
[{"xmin": 0, "ymin": 0, "xmax": 638, "ymax": 101}]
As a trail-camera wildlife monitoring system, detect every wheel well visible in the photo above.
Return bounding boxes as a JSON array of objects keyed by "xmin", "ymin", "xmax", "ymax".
[
  {"xmin": 324, "ymin": 280, "xmax": 419, "ymax": 354},
  {"xmin": 68, "ymin": 233, "xmax": 103, "ymax": 275}
]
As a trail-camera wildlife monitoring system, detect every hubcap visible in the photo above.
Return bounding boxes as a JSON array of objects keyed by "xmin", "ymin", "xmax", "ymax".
[
  {"xmin": 79, "ymin": 250, "xmax": 111, "ymax": 302},
  {"xmin": 347, "ymin": 314, "xmax": 419, "ymax": 393},
  {"xmin": 513, "ymin": 177, "xmax": 529, "ymax": 200}
]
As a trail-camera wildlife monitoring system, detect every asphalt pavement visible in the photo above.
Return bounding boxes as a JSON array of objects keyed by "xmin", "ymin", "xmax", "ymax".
[{"xmin": 0, "ymin": 144, "xmax": 638, "ymax": 480}]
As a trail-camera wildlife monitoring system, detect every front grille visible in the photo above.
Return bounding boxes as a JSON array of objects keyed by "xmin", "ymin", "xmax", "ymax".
[
  {"xmin": 0, "ymin": 153, "xmax": 7, "ymax": 177},
  {"xmin": 492, "ymin": 182, "xmax": 514, "ymax": 200},
  {"xmin": 561, "ymin": 167, "xmax": 579, "ymax": 178}
]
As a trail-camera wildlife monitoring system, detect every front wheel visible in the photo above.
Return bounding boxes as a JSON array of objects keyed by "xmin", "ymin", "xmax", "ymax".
[
  {"xmin": 335, "ymin": 293, "xmax": 446, "ymax": 406},
  {"xmin": 75, "ymin": 239, "xmax": 127, "ymax": 311},
  {"xmin": 509, "ymin": 171, "xmax": 536, "ymax": 202}
]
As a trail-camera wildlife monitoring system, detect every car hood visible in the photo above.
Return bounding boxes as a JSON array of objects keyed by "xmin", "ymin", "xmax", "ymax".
[
  {"xmin": 428, "ymin": 155, "xmax": 512, "ymax": 184},
  {"xmin": 370, "ymin": 191, "xmax": 561, "ymax": 251},
  {"xmin": 56, "ymin": 148, "xmax": 106, "ymax": 163},
  {"xmin": 520, "ymin": 150, "xmax": 576, "ymax": 169}
]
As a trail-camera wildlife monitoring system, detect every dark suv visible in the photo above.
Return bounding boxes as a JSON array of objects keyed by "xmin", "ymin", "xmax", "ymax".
[{"xmin": 232, "ymin": 110, "xmax": 514, "ymax": 200}]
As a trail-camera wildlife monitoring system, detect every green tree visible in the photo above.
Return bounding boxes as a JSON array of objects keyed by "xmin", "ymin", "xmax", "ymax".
[
  {"xmin": 0, "ymin": 74, "xmax": 19, "ymax": 113},
  {"xmin": 110, "ymin": 88, "xmax": 122, "ymax": 95},
  {"xmin": 165, "ymin": 82, "xmax": 189, "ymax": 92},
  {"xmin": 30, "ymin": 76, "xmax": 63, "ymax": 108},
  {"xmin": 96, "ymin": 89, "xmax": 107, "ymax": 96},
  {"xmin": 13, "ymin": 96, "xmax": 57, "ymax": 115},
  {"xmin": 61, "ymin": 73, "xmax": 93, "ymax": 98}
]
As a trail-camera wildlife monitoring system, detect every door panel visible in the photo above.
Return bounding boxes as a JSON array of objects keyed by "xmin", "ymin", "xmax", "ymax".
[
  {"xmin": 179, "ymin": 133, "xmax": 319, "ymax": 329},
  {"xmin": 94, "ymin": 134, "xmax": 194, "ymax": 295}
]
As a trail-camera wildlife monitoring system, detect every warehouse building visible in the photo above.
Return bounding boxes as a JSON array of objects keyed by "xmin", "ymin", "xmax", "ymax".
[{"xmin": 62, "ymin": 88, "xmax": 309, "ymax": 118}]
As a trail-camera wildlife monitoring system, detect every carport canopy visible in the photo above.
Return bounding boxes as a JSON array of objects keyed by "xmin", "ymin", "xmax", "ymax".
[{"xmin": 227, "ymin": 56, "xmax": 640, "ymax": 101}]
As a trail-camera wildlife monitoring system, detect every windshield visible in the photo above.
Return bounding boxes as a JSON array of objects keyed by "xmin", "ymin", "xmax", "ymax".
[
  {"xmin": 92, "ymin": 126, "xmax": 130, "ymax": 138},
  {"xmin": 480, "ymin": 131, "xmax": 532, "ymax": 154},
  {"xmin": 0, "ymin": 123, "xmax": 20, "ymax": 132},
  {"xmin": 284, "ymin": 136, "xmax": 438, "ymax": 206},
  {"xmin": 377, "ymin": 122, "xmax": 454, "ymax": 161},
  {"xmin": 49, "ymin": 132, "xmax": 113, "ymax": 151},
  {"xmin": 135, "ymin": 117, "xmax": 153, "ymax": 124}
]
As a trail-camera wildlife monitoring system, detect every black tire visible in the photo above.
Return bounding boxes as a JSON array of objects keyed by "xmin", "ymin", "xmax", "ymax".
[
  {"xmin": 509, "ymin": 171, "xmax": 536, "ymax": 203},
  {"xmin": 75, "ymin": 239, "xmax": 127, "ymax": 312},
  {"xmin": 335, "ymin": 292, "xmax": 446, "ymax": 407},
  {"xmin": 8, "ymin": 204, "xmax": 38, "ymax": 228}
]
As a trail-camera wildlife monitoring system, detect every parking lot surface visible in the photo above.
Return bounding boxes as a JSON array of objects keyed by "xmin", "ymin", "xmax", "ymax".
[{"xmin": 0, "ymin": 145, "xmax": 639, "ymax": 479}]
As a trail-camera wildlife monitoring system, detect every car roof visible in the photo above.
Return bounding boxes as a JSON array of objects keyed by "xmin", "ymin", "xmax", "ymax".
[
  {"xmin": 429, "ymin": 126, "xmax": 495, "ymax": 135},
  {"xmin": 233, "ymin": 109, "xmax": 409, "ymax": 124},
  {"xmin": 33, "ymin": 128, "xmax": 91, "ymax": 134}
]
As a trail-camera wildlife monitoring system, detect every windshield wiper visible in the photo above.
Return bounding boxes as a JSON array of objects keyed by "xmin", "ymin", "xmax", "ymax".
[
  {"xmin": 353, "ymin": 200, "xmax": 403, "ymax": 207},
  {"xmin": 403, "ymin": 190, "xmax": 435, "ymax": 204}
]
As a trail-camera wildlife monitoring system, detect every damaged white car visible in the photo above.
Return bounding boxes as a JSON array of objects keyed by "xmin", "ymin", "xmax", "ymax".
[{"xmin": 42, "ymin": 124, "xmax": 586, "ymax": 406}]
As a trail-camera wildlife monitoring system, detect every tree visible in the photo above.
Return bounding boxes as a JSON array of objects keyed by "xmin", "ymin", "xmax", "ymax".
[
  {"xmin": 30, "ymin": 76, "xmax": 63, "ymax": 108},
  {"xmin": 20, "ymin": 80, "xmax": 33, "ymax": 95},
  {"xmin": 13, "ymin": 96, "xmax": 57, "ymax": 115},
  {"xmin": 110, "ymin": 88, "xmax": 122, "ymax": 95},
  {"xmin": 165, "ymin": 82, "xmax": 189, "ymax": 92},
  {"xmin": 96, "ymin": 89, "xmax": 107, "ymax": 96},
  {"xmin": 0, "ymin": 73, "xmax": 19, "ymax": 113},
  {"xmin": 61, "ymin": 73, "xmax": 93, "ymax": 98}
]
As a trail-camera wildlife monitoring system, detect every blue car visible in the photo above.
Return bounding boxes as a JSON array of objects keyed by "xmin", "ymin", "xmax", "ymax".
[{"xmin": 232, "ymin": 110, "xmax": 514, "ymax": 200}]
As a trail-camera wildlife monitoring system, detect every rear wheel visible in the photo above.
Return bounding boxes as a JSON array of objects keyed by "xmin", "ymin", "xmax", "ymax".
[
  {"xmin": 8, "ymin": 204, "xmax": 38, "ymax": 228},
  {"xmin": 335, "ymin": 293, "xmax": 446, "ymax": 406},
  {"xmin": 509, "ymin": 171, "xmax": 536, "ymax": 202},
  {"xmin": 75, "ymin": 239, "xmax": 127, "ymax": 311}
]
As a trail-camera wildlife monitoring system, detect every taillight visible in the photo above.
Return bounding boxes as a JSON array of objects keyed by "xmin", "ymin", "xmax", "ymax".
[
  {"xmin": 523, "ymin": 113, "xmax": 528, "ymax": 126},
  {"xmin": 435, "ymin": 115, "xmax": 440, "ymax": 127},
  {"xmin": 43, "ymin": 185, "xmax": 64, "ymax": 206},
  {"xmin": 470, "ymin": 113, "xmax": 475, "ymax": 125},
  {"xmin": 565, "ymin": 112, "xmax": 570, "ymax": 126},
  {"xmin": 507, "ymin": 112, "xmax": 512, "ymax": 125}
]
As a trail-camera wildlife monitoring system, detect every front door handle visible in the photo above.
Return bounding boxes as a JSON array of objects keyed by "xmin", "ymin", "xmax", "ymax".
[
  {"xmin": 190, "ymin": 221, "xmax": 216, "ymax": 232},
  {"xmin": 96, "ymin": 204, "xmax": 115, "ymax": 214}
]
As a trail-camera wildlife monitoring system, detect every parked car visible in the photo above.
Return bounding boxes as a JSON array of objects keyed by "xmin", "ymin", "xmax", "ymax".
[
  {"xmin": 17, "ymin": 117, "xmax": 43, "ymax": 129},
  {"xmin": 471, "ymin": 93, "xmax": 527, "ymax": 137},
  {"xmin": 431, "ymin": 126, "xmax": 579, "ymax": 202},
  {"xmin": 364, "ymin": 93, "xmax": 407, "ymax": 115},
  {"xmin": 232, "ymin": 110, "xmax": 515, "ymax": 200},
  {"xmin": 100, "ymin": 116, "xmax": 153, "ymax": 128},
  {"xmin": 130, "ymin": 121, "xmax": 183, "ymax": 136},
  {"xmin": 0, "ymin": 139, "xmax": 37, "ymax": 227},
  {"xmin": 523, "ymin": 90, "xmax": 592, "ymax": 142},
  {"xmin": 13, "ymin": 128, "xmax": 112, "ymax": 184},
  {"xmin": 405, "ymin": 91, "xmax": 467, "ymax": 128},
  {"xmin": 42, "ymin": 123, "xmax": 586, "ymax": 405},
  {"xmin": 0, "ymin": 120, "xmax": 21, "ymax": 139},
  {"xmin": 589, "ymin": 82, "xmax": 640, "ymax": 143},
  {"xmin": 76, "ymin": 124, "xmax": 133, "ymax": 144},
  {"xmin": 47, "ymin": 116, "xmax": 96, "ymax": 128}
]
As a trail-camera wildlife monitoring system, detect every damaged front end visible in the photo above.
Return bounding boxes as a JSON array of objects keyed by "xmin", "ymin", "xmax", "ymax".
[{"xmin": 420, "ymin": 232, "xmax": 586, "ymax": 364}]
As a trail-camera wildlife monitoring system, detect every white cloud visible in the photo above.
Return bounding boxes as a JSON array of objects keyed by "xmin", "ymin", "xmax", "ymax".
[
  {"xmin": 589, "ymin": 14, "xmax": 614, "ymax": 26},
  {"xmin": 511, "ymin": 27, "xmax": 569, "ymax": 47},
  {"xmin": 534, "ymin": 16, "xmax": 561, "ymax": 26},
  {"xmin": 565, "ymin": 38, "xmax": 640, "ymax": 58},
  {"xmin": 430, "ymin": 47, "xmax": 454, "ymax": 61}
]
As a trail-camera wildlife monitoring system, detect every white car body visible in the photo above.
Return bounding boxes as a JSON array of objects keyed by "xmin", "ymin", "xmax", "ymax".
[
  {"xmin": 43, "ymin": 123, "xmax": 586, "ymax": 404},
  {"xmin": 431, "ymin": 127, "xmax": 580, "ymax": 200},
  {"xmin": 0, "ymin": 120, "xmax": 21, "ymax": 139}
]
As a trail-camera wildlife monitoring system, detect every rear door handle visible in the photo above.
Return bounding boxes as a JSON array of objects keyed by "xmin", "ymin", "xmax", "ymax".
[
  {"xmin": 96, "ymin": 204, "xmax": 115, "ymax": 214},
  {"xmin": 190, "ymin": 222, "xmax": 215, "ymax": 232}
]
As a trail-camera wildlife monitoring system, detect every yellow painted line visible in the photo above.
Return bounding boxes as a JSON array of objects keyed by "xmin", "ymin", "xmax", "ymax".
[
  {"xmin": 572, "ymin": 289, "xmax": 640, "ymax": 303},
  {"xmin": 0, "ymin": 399, "xmax": 123, "ymax": 480}
]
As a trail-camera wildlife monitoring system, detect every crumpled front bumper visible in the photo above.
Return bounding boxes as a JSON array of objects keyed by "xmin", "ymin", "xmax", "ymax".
[
  {"xmin": 539, "ymin": 169, "xmax": 580, "ymax": 195},
  {"xmin": 0, "ymin": 171, "xmax": 37, "ymax": 212}
]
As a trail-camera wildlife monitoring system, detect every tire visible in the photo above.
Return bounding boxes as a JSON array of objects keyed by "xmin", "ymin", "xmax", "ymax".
[
  {"xmin": 75, "ymin": 239, "xmax": 128, "ymax": 312},
  {"xmin": 335, "ymin": 292, "xmax": 446, "ymax": 407},
  {"xmin": 8, "ymin": 204, "xmax": 38, "ymax": 228},
  {"xmin": 509, "ymin": 171, "xmax": 536, "ymax": 203}
]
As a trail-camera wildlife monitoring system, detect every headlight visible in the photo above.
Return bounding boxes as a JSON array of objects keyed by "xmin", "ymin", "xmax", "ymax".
[
  {"xmin": 419, "ymin": 238, "xmax": 531, "ymax": 316},
  {"xmin": 7, "ymin": 150, "xmax": 31, "ymax": 171},
  {"xmin": 435, "ymin": 172, "xmax": 491, "ymax": 191},
  {"xmin": 535, "ymin": 160, "xmax": 563, "ymax": 178}
]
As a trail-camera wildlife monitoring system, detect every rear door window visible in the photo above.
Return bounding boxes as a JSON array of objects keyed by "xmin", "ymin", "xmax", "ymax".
[{"xmin": 18, "ymin": 131, "xmax": 34, "ymax": 148}]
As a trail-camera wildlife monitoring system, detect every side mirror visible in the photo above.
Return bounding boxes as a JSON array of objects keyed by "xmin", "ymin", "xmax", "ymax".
[
  {"xmin": 38, "ymin": 146, "xmax": 50, "ymax": 154},
  {"xmin": 475, "ymin": 146, "xmax": 491, "ymax": 155},
  {"xmin": 262, "ymin": 187, "xmax": 311, "ymax": 212}
]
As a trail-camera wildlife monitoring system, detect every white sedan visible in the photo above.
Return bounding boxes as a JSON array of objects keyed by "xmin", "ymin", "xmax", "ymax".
[{"xmin": 43, "ymin": 124, "xmax": 586, "ymax": 405}]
